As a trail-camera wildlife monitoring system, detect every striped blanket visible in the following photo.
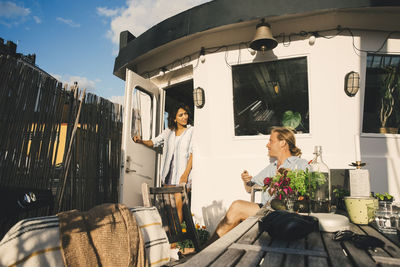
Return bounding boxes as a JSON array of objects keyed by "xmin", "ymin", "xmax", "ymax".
[{"xmin": 0, "ymin": 206, "xmax": 170, "ymax": 267}]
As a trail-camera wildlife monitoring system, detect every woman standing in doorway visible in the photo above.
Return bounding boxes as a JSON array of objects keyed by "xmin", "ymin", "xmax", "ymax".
[{"xmin": 133, "ymin": 103, "xmax": 194, "ymax": 221}]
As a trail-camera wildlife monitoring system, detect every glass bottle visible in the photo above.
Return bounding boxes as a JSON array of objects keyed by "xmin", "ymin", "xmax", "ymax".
[{"xmin": 309, "ymin": 146, "xmax": 331, "ymax": 213}]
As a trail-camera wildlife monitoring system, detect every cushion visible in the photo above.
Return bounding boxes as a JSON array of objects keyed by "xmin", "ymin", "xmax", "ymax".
[
  {"xmin": 0, "ymin": 215, "xmax": 63, "ymax": 267},
  {"xmin": 130, "ymin": 206, "xmax": 170, "ymax": 266},
  {"xmin": 0, "ymin": 206, "xmax": 170, "ymax": 267}
]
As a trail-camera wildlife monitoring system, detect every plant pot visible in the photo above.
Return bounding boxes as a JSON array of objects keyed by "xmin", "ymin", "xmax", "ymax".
[
  {"xmin": 378, "ymin": 200, "xmax": 393, "ymax": 213},
  {"xmin": 180, "ymin": 247, "xmax": 195, "ymax": 255},
  {"xmin": 335, "ymin": 198, "xmax": 346, "ymax": 211},
  {"xmin": 293, "ymin": 199, "xmax": 310, "ymax": 213},
  {"xmin": 379, "ymin": 127, "xmax": 399, "ymax": 134}
]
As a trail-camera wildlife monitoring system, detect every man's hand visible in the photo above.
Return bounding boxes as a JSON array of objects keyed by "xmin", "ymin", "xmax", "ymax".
[
  {"xmin": 241, "ymin": 170, "xmax": 252, "ymax": 184},
  {"xmin": 242, "ymin": 170, "xmax": 254, "ymax": 193}
]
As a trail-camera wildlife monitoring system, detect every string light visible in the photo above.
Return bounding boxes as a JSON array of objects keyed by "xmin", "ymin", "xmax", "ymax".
[
  {"xmin": 199, "ymin": 47, "xmax": 206, "ymax": 63},
  {"xmin": 159, "ymin": 67, "xmax": 167, "ymax": 76},
  {"xmin": 139, "ymin": 26, "xmax": 400, "ymax": 78}
]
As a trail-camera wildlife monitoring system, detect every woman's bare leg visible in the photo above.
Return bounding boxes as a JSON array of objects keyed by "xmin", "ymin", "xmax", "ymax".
[{"xmin": 175, "ymin": 192, "xmax": 183, "ymax": 223}]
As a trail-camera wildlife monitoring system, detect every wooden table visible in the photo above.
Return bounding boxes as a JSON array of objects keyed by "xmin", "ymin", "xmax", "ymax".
[{"xmin": 178, "ymin": 210, "xmax": 400, "ymax": 266}]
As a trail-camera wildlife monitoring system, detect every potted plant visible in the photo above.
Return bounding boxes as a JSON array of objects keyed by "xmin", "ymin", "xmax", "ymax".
[
  {"xmin": 379, "ymin": 66, "xmax": 400, "ymax": 133},
  {"xmin": 282, "ymin": 110, "xmax": 302, "ymax": 132},
  {"xmin": 373, "ymin": 192, "xmax": 394, "ymax": 202},
  {"xmin": 177, "ymin": 222, "xmax": 209, "ymax": 256},
  {"xmin": 264, "ymin": 168, "xmax": 326, "ymax": 212},
  {"xmin": 332, "ymin": 186, "xmax": 350, "ymax": 211},
  {"xmin": 372, "ymin": 192, "xmax": 394, "ymax": 214}
]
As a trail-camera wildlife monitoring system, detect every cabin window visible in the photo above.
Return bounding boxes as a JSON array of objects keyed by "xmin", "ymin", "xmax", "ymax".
[
  {"xmin": 363, "ymin": 54, "xmax": 400, "ymax": 134},
  {"xmin": 232, "ymin": 56, "xmax": 310, "ymax": 136},
  {"xmin": 131, "ymin": 87, "xmax": 153, "ymax": 140}
]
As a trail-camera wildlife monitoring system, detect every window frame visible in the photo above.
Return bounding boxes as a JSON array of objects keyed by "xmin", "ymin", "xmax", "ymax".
[
  {"xmin": 229, "ymin": 54, "xmax": 313, "ymax": 140},
  {"xmin": 361, "ymin": 52, "xmax": 400, "ymax": 137},
  {"xmin": 130, "ymin": 86, "xmax": 154, "ymax": 141}
]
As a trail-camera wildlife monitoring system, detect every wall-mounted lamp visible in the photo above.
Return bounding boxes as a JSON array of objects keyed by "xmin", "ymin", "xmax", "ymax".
[
  {"xmin": 344, "ymin": 71, "xmax": 360, "ymax": 97},
  {"xmin": 199, "ymin": 47, "xmax": 206, "ymax": 63},
  {"xmin": 249, "ymin": 19, "xmax": 278, "ymax": 54},
  {"xmin": 193, "ymin": 87, "xmax": 205, "ymax": 108}
]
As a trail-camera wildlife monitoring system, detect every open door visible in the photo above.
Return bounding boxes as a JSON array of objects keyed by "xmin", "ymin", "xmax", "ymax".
[{"xmin": 120, "ymin": 69, "xmax": 160, "ymax": 207}]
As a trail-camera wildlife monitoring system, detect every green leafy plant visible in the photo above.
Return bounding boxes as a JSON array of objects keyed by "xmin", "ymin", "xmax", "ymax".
[
  {"xmin": 263, "ymin": 168, "xmax": 325, "ymax": 200},
  {"xmin": 332, "ymin": 186, "xmax": 349, "ymax": 210},
  {"xmin": 333, "ymin": 187, "xmax": 350, "ymax": 198},
  {"xmin": 282, "ymin": 110, "xmax": 302, "ymax": 130},
  {"xmin": 379, "ymin": 66, "xmax": 400, "ymax": 128},
  {"xmin": 373, "ymin": 192, "xmax": 394, "ymax": 202},
  {"xmin": 177, "ymin": 222, "xmax": 210, "ymax": 250}
]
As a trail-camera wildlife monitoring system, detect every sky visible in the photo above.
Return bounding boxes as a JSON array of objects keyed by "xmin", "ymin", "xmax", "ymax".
[{"xmin": 0, "ymin": 0, "xmax": 209, "ymax": 105}]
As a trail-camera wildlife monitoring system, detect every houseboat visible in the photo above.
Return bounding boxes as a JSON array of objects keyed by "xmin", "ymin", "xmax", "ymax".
[{"xmin": 114, "ymin": 0, "xmax": 400, "ymax": 231}]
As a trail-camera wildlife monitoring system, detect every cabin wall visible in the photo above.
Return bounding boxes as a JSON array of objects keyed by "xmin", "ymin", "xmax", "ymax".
[
  {"xmin": 134, "ymin": 11, "xmax": 400, "ymax": 230},
  {"xmin": 190, "ymin": 31, "xmax": 400, "ymax": 231}
]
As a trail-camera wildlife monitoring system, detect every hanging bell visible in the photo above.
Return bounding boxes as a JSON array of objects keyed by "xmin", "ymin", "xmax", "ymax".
[{"xmin": 249, "ymin": 21, "xmax": 278, "ymax": 53}]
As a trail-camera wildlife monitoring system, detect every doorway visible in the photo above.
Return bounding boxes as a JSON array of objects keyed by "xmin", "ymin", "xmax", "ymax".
[{"xmin": 163, "ymin": 80, "xmax": 194, "ymax": 130}]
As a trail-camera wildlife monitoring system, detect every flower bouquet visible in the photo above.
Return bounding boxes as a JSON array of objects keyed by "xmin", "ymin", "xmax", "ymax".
[{"xmin": 263, "ymin": 168, "xmax": 326, "ymax": 212}]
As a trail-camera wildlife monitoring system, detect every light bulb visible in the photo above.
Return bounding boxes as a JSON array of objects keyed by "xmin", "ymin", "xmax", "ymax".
[
  {"xmin": 309, "ymin": 35, "xmax": 316, "ymax": 46},
  {"xmin": 159, "ymin": 69, "xmax": 165, "ymax": 76},
  {"xmin": 200, "ymin": 54, "xmax": 205, "ymax": 63}
]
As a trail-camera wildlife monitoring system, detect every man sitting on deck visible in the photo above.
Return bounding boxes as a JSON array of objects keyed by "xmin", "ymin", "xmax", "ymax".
[{"xmin": 206, "ymin": 127, "xmax": 309, "ymax": 245}]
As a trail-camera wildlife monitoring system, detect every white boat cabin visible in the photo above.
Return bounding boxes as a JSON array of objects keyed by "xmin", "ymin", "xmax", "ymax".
[{"xmin": 114, "ymin": 0, "xmax": 400, "ymax": 231}]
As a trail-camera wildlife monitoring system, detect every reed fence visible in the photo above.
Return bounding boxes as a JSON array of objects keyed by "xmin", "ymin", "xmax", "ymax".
[{"xmin": 0, "ymin": 54, "xmax": 122, "ymax": 239}]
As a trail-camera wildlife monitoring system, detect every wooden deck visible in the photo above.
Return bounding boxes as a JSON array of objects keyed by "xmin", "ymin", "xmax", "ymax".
[{"xmin": 178, "ymin": 210, "xmax": 400, "ymax": 266}]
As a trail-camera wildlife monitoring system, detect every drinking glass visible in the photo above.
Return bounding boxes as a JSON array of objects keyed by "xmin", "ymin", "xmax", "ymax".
[
  {"xmin": 285, "ymin": 195, "xmax": 296, "ymax": 212},
  {"xmin": 375, "ymin": 207, "xmax": 397, "ymax": 234}
]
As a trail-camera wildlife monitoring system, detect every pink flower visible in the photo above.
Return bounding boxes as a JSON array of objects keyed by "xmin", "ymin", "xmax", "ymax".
[
  {"xmin": 263, "ymin": 177, "xmax": 272, "ymax": 186},
  {"xmin": 283, "ymin": 188, "xmax": 288, "ymax": 195}
]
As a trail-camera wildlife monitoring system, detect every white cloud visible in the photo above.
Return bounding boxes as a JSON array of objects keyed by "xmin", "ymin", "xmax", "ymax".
[
  {"xmin": 51, "ymin": 74, "xmax": 96, "ymax": 91},
  {"xmin": 0, "ymin": 1, "xmax": 31, "ymax": 26},
  {"xmin": 96, "ymin": 7, "xmax": 119, "ymax": 17},
  {"xmin": 0, "ymin": 1, "xmax": 30, "ymax": 18},
  {"xmin": 108, "ymin": 95, "xmax": 124, "ymax": 106},
  {"xmin": 98, "ymin": 0, "xmax": 210, "ymax": 46},
  {"xmin": 56, "ymin": 17, "xmax": 80, "ymax": 27},
  {"xmin": 51, "ymin": 73, "xmax": 62, "ymax": 81},
  {"xmin": 33, "ymin": 16, "xmax": 41, "ymax": 24}
]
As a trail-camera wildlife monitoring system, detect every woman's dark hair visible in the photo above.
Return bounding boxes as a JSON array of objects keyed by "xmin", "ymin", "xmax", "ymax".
[{"xmin": 168, "ymin": 103, "xmax": 192, "ymax": 129}]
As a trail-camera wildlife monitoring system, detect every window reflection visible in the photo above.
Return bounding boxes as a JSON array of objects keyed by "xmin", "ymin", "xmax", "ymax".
[
  {"xmin": 232, "ymin": 57, "xmax": 310, "ymax": 135},
  {"xmin": 363, "ymin": 54, "xmax": 400, "ymax": 134},
  {"xmin": 131, "ymin": 88, "xmax": 152, "ymax": 140}
]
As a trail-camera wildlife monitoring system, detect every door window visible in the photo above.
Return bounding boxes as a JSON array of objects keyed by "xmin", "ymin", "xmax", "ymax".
[{"xmin": 131, "ymin": 87, "xmax": 153, "ymax": 140}]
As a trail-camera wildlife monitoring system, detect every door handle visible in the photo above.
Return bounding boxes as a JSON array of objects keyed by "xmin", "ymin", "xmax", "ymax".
[
  {"xmin": 125, "ymin": 156, "xmax": 136, "ymax": 173},
  {"xmin": 125, "ymin": 167, "xmax": 136, "ymax": 173}
]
